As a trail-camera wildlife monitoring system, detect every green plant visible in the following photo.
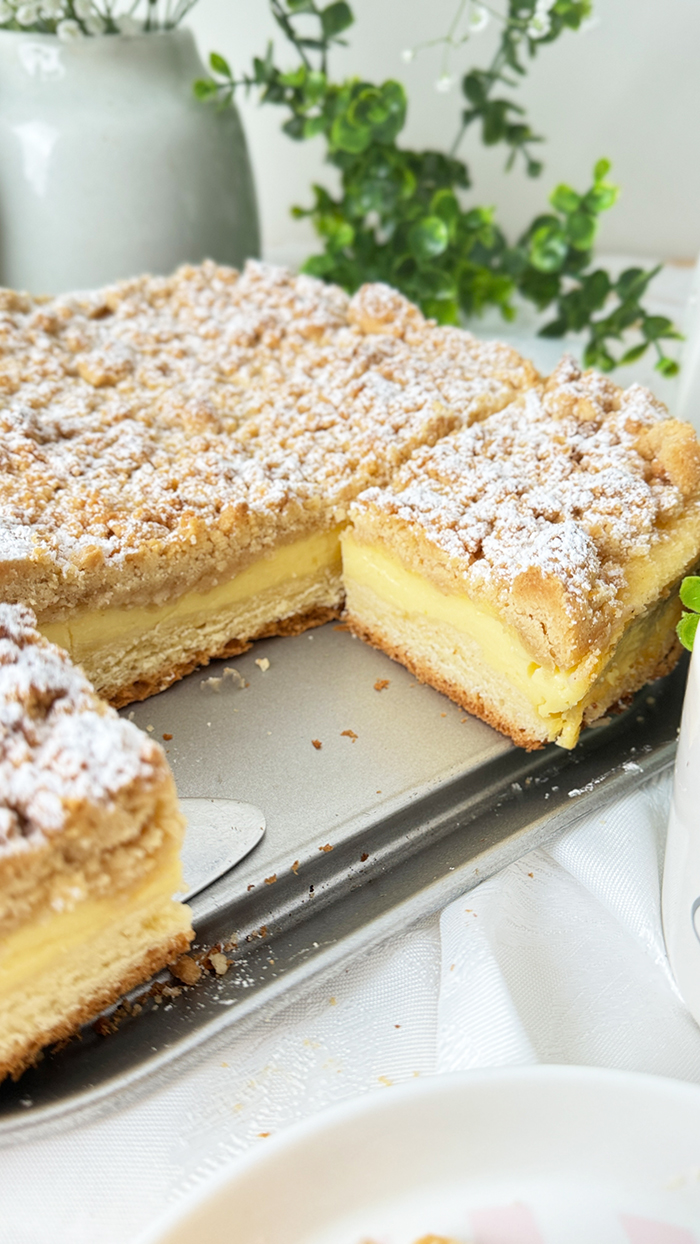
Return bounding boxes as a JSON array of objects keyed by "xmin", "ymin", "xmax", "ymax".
[
  {"xmin": 678, "ymin": 578, "xmax": 700, "ymax": 651},
  {"xmin": 0, "ymin": 0, "xmax": 198, "ymax": 38},
  {"xmin": 195, "ymin": 1, "xmax": 681, "ymax": 376}
]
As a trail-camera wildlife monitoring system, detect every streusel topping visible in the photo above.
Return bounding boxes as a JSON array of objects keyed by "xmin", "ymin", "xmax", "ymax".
[
  {"xmin": 353, "ymin": 357, "xmax": 700, "ymax": 661},
  {"xmin": 0, "ymin": 261, "xmax": 536, "ymax": 599},
  {"xmin": 0, "ymin": 605, "xmax": 162, "ymax": 857}
]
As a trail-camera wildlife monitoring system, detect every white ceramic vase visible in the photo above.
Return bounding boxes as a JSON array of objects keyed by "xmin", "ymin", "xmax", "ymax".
[
  {"xmin": 662, "ymin": 644, "xmax": 700, "ymax": 1021},
  {"xmin": 0, "ymin": 27, "xmax": 260, "ymax": 294}
]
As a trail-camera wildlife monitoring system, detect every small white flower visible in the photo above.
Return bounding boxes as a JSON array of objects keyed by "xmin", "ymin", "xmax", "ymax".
[
  {"xmin": 469, "ymin": 2, "xmax": 489, "ymax": 32},
  {"xmin": 435, "ymin": 73, "xmax": 454, "ymax": 93},
  {"xmin": 116, "ymin": 13, "xmax": 138, "ymax": 34},
  {"xmin": 56, "ymin": 16, "xmax": 82, "ymax": 38},
  {"xmin": 40, "ymin": 0, "xmax": 64, "ymax": 15},
  {"xmin": 72, "ymin": 0, "xmax": 91, "ymax": 16},
  {"xmin": 401, "ymin": 47, "xmax": 415, "ymax": 63},
  {"xmin": 527, "ymin": 13, "xmax": 551, "ymax": 38},
  {"xmin": 84, "ymin": 12, "xmax": 104, "ymax": 32},
  {"xmin": 16, "ymin": 2, "xmax": 41, "ymax": 24},
  {"xmin": 0, "ymin": 0, "xmax": 15, "ymax": 19}
]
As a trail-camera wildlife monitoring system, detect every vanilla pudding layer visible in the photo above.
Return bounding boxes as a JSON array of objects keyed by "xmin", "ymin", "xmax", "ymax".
[
  {"xmin": 0, "ymin": 844, "xmax": 191, "ymax": 1081},
  {"xmin": 342, "ymin": 533, "xmax": 684, "ymax": 750},
  {"xmin": 40, "ymin": 528, "xmax": 344, "ymax": 706}
]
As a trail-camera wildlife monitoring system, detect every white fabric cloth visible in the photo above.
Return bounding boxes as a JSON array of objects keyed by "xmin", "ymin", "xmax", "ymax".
[{"xmin": 4, "ymin": 771, "xmax": 700, "ymax": 1243}]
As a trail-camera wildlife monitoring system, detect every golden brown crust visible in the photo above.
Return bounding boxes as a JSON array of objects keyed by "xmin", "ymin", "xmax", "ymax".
[
  {"xmin": 0, "ymin": 926, "xmax": 192, "ymax": 1082},
  {"xmin": 105, "ymin": 603, "xmax": 341, "ymax": 707},
  {"xmin": 345, "ymin": 611, "xmax": 547, "ymax": 750}
]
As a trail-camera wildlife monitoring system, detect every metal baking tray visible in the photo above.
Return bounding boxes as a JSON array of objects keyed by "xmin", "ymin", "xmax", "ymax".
[{"xmin": 0, "ymin": 623, "xmax": 686, "ymax": 1141}]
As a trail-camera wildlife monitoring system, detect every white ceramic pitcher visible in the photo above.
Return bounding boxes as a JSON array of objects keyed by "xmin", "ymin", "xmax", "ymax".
[{"xmin": 0, "ymin": 27, "xmax": 260, "ymax": 293}]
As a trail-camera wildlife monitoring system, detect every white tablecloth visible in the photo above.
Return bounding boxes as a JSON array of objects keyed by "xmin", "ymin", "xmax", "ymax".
[{"xmin": 2, "ymin": 262, "xmax": 698, "ymax": 1243}]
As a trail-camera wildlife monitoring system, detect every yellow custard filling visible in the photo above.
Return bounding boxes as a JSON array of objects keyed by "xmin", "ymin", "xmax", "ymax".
[
  {"xmin": 341, "ymin": 532, "xmax": 593, "ymax": 716},
  {"xmin": 40, "ymin": 526, "xmax": 343, "ymax": 665},
  {"xmin": 0, "ymin": 846, "xmax": 184, "ymax": 997},
  {"xmin": 341, "ymin": 531, "xmax": 680, "ymax": 747}
]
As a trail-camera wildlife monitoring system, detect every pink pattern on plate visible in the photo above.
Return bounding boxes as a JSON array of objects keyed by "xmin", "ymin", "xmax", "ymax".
[
  {"xmin": 620, "ymin": 1215, "xmax": 697, "ymax": 1244},
  {"xmin": 469, "ymin": 1203, "xmax": 544, "ymax": 1243}
]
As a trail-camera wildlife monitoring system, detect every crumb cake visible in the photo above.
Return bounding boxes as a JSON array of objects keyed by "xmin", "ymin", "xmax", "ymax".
[
  {"xmin": 0, "ymin": 604, "xmax": 192, "ymax": 1081},
  {"xmin": 0, "ymin": 262, "xmax": 536, "ymax": 706},
  {"xmin": 342, "ymin": 358, "xmax": 700, "ymax": 749}
]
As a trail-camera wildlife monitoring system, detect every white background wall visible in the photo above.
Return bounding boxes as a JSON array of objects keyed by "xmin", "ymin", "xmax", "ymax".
[{"xmin": 188, "ymin": 0, "xmax": 700, "ymax": 267}]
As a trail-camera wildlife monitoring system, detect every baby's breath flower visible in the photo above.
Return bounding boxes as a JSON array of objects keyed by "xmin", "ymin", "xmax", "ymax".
[
  {"xmin": 73, "ymin": 0, "xmax": 92, "ymax": 17},
  {"xmin": 57, "ymin": 16, "xmax": 82, "ymax": 39},
  {"xmin": 469, "ymin": 2, "xmax": 489, "ymax": 32},
  {"xmin": 528, "ymin": 0, "xmax": 555, "ymax": 38},
  {"xmin": 40, "ymin": 0, "xmax": 63, "ymax": 15},
  {"xmin": 0, "ymin": 0, "xmax": 14, "ymax": 19},
  {"xmin": 16, "ymin": 2, "xmax": 41, "ymax": 25},
  {"xmin": 401, "ymin": 47, "xmax": 415, "ymax": 63},
  {"xmin": 435, "ymin": 73, "xmax": 454, "ymax": 93},
  {"xmin": 84, "ymin": 13, "xmax": 105, "ymax": 32}
]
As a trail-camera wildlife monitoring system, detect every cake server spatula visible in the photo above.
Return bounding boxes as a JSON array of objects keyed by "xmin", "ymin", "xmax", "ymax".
[{"xmin": 174, "ymin": 798, "xmax": 266, "ymax": 903}]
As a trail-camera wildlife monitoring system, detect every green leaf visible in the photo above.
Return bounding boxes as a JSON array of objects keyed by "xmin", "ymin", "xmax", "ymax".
[
  {"xmin": 565, "ymin": 210, "xmax": 596, "ymax": 251},
  {"xmin": 528, "ymin": 223, "xmax": 568, "ymax": 273},
  {"xmin": 193, "ymin": 78, "xmax": 220, "ymax": 100},
  {"xmin": 681, "ymin": 577, "xmax": 700, "ymax": 612},
  {"xmin": 209, "ymin": 52, "xmax": 231, "ymax": 78},
  {"xmin": 594, "ymin": 157, "xmax": 611, "ymax": 181},
  {"xmin": 643, "ymin": 315, "xmax": 682, "ymax": 341},
  {"xmin": 549, "ymin": 183, "xmax": 580, "ymax": 215},
  {"xmin": 539, "ymin": 316, "xmax": 569, "ymax": 338},
  {"xmin": 320, "ymin": 1, "xmax": 353, "ymax": 38},
  {"xmin": 408, "ymin": 216, "xmax": 450, "ymax": 261},
  {"xmin": 462, "ymin": 71, "xmax": 489, "ymax": 106},
  {"xmin": 619, "ymin": 343, "xmax": 648, "ymax": 365},
  {"xmin": 287, "ymin": 0, "xmax": 316, "ymax": 11},
  {"xmin": 677, "ymin": 611, "xmax": 699, "ymax": 652},
  {"xmin": 656, "ymin": 356, "xmax": 680, "ymax": 378}
]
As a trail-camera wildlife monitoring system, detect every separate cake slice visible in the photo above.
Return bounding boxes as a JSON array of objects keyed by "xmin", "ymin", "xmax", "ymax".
[
  {"xmin": 0, "ymin": 604, "xmax": 192, "ymax": 1081},
  {"xmin": 0, "ymin": 262, "xmax": 537, "ymax": 707},
  {"xmin": 342, "ymin": 359, "xmax": 700, "ymax": 749}
]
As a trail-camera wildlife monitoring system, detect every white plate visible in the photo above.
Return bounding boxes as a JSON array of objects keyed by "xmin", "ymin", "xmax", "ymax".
[{"xmin": 138, "ymin": 1065, "xmax": 700, "ymax": 1244}]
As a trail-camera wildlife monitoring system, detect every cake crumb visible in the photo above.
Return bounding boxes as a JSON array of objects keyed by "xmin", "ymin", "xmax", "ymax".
[
  {"xmin": 360, "ymin": 852, "xmax": 369, "ymax": 862},
  {"xmin": 374, "ymin": 679, "xmax": 390, "ymax": 691},
  {"xmin": 247, "ymin": 884, "xmax": 255, "ymax": 891},
  {"xmin": 264, "ymin": 874, "xmax": 277, "ymax": 885},
  {"xmin": 169, "ymin": 955, "xmax": 202, "ymax": 986},
  {"xmin": 341, "ymin": 729, "xmax": 358, "ymax": 742},
  {"xmin": 223, "ymin": 667, "xmax": 247, "ymax": 688},
  {"xmin": 200, "ymin": 677, "xmax": 222, "ymax": 693},
  {"xmin": 319, "ymin": 843, "xmax": 333, "ymax": 853},
  {"xmin": 291, "ymin": 860, "xmax": 300, "ymax": 875},
  {"xmin": 312, "ymin": 738, "xmax": 322, "ymax": 750},
  {"xmin": 255, "ymin": 657, "xmax": 270, "ymax": 672},
  {"xmin": 146, "ymin": 724, "xmax": 154, "ymax": 732},
  {"xmin": 208, "ymin": 952, "xmax": 230, "ymax": 976},
  {"xmin": 162, "ymin": 732, "xmax": 173, "ymax": 741}
]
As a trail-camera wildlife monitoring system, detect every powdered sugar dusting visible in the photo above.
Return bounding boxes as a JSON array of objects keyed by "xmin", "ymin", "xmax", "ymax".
[
  {"xmin": 354, "ymin": 358, "xmax": 698, "ymax": 638},
  {"xmin": 0, "ymin": 262, "xmax": 536, "ymax": 604},
  {"xmin": 0, "ymin": 604, "xmax": 162, "ymax": 858}
]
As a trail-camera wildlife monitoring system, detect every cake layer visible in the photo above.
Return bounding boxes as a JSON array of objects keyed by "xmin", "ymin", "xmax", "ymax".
[
  {"xmin": 0, "ymin": 605, "xmax": 193, "ymax": 1080},
  {"xmin": 345, "ymin": 359, "xmax": 700, "ymax": 749},
  {"xmin": 0, "ymin": 845, "xmax": 191, "ymax": 1080},
  {"xmin": 0, "ymin": 261, "xmax": 537, "ymax": 630},
  {"xmin": 343, "ymin": 533, "xmax": 684, "ymax": 748},
  {"xmin": 40, "ymin": 526, "xmax": 343, "ymax": 703}
]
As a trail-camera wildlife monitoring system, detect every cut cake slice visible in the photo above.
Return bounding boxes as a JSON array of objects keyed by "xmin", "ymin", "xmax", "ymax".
[
  {"xmin": 0, "ymin": 604, "xmax": 192, "ymax": 1081},
  {"xmin": 0, "ymin": 262, "xmax": 536, "ymax": 707},
  {"xmin": 342, "ymin": 359, "xmax": 700, "ymax": 749}
]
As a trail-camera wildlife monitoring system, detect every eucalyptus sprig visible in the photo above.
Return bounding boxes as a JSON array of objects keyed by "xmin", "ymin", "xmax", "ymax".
[
  {"xmin": 197, "ymin": 0, "xmax": 679, "ymax": 375},
  {"xmin": 678, "ymin": 578, "xmax": 700, "ymax": 652}
]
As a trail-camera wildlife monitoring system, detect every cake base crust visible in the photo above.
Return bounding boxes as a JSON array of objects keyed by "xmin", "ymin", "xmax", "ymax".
[
  {"xmin": 345, "ymin": 611, "xmax": 685, "ymax": 751},
  {"xmin": 106, "ymin": 604, "xmax": 341, "ymax": 708},
  {"xmin": 0, "ymin": 926, "xmax": 191, "ymax": 1082}
]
